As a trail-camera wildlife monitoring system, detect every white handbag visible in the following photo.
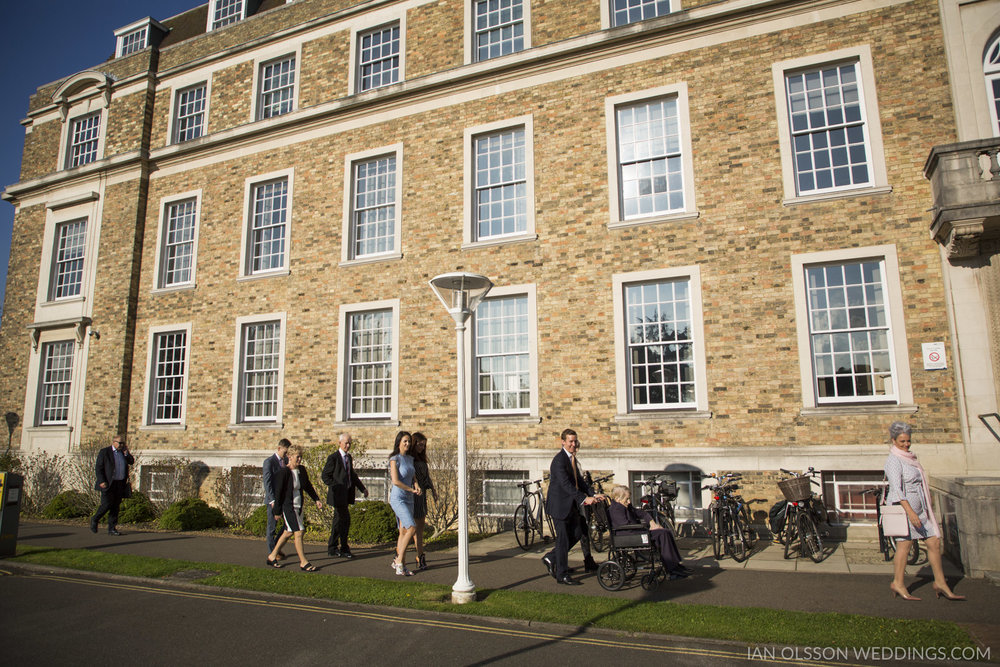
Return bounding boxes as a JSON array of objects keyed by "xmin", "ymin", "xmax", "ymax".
[{"xmin": 880, "ymin": 499, "xmax": 910, "ymax": 537}]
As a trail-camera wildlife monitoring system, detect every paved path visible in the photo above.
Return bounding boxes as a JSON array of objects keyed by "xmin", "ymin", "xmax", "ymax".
[{"xmin": 8, "ymin": 521, "xmax": 998, "ymax": 655}]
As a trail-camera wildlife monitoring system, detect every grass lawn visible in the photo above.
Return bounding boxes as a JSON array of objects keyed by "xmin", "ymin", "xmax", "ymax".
[{"xmin": 8, "ymin": 545, "xmax": 974, "ymax": 650}]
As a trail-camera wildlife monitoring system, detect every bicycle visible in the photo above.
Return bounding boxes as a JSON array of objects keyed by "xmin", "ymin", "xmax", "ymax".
[
  {"xmin": 704, "ymin": 473, "xmax": 761, "ymax": 562},
  {"xmin": 513, "ymin": 477, "xmax": 554, "ymax": 550},
  {"xmin": 638, "ymin": 475, "xmax": 678, "ymax": 534},
  {"xmin": 777, "ymin": 467, "xmax": 827, "ymax": 563},
  {"xmin": 584, "ymin": 472, "xmax": 614, "ymax": 552},
  {"xmin": 861, "ymin": 485, "xmax": 920, "ymax": 565}
]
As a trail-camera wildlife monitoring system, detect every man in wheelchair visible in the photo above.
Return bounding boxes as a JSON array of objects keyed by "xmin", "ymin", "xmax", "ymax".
[{"xmin": 595, "ymin": 485, "xmax": 690, "ymax": 590}]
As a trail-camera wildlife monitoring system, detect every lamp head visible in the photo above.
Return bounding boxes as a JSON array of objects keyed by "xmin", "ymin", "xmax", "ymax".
[{"xmin": 429, "ymin": 272, "xmax": 493, "ymax": 325}]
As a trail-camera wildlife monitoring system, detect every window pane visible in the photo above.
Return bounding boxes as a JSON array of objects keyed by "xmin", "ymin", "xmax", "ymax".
[
  {"xmin": 259, "ymin": 56, "xmax": 296, "ymax": 119},
  {"xmin": 39, "ymin": 341, "xmax": 74, "ymax": 425},
  {"xmin": 348, "ymin": 310, "xmax": 393, "ymax": 418},
  {"xmin": 352, "ymin": 155, "xmax": 396, "ymax": 257},
  {"xmin": 625, "ymin": 279, "xmax": 696, "ymax": 409},
  {"xmin": 51, "ymin": 220, "xmax": 87, "ymax": 299},
  {"xmin": 806, "ymin": 259, "xmax": 894, "ymax": 403},
  {"xmin": 151, "ymin": 331, "xmax": 187, "ymax": 424},
  {"xmin": 616, "ymin": 98, "xmax": 683, "ymax": 219},
  {"xmin": 475, "ymin": 295, "xmax": 530, "ymax": 414},
  {"xmin": 240, "ymin": 321, "xmax": 280, "ymax": 421},
  {"xmin": 612, "ymin": 0, "xmax": 673, "ymax": 27},
  {"xmin": 474, "ymin": 0, "xmax": 525, "ymax": 61},
  {"xmin": 474, "ymin": 128, "xmax": 527, "ymax": 240},
  {"xmin": 162, "ymin": 199, "xmax": 197, "ymax": 286},
  {"xmin": 786, "ymin": 62, "xmax": 870, "ymax": 195},
  {"xmin": 358, "ymin": 25, "xmax": 400, "ymax": 92},
  {"xmin": 175, "ymin": 84, "xmax": 207, "ymax": 142},
  {"xmin": 249, "ymin": 179, "xmax": 287, "ymax": 273}
]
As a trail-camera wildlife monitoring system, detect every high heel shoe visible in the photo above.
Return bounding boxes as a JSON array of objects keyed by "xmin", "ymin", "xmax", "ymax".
[
  {"xmin": 890, "ymin": 584, "xmax": 920, "ymax": 601},
  {"xmin": 417, "ymin": 553, "xmax": 427, "ymax": 571},
  {"xmin": 932, "ymin": 585, "xmax": 966, "ymax": 601}
]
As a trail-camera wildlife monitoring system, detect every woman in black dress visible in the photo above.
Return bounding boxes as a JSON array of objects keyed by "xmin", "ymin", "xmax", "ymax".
[
  {"xmin": 267, "ymin": 446, "xmax": 322, "ymax": 571},
  {"xmin": 410, "ymin": 432, "xmax": 437, "ymax": 571}
]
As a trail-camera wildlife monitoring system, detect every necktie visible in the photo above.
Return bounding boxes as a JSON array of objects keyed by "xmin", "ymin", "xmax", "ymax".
[{"xmin": 571, "ymin": 454, "xmax": 579, "ymax": 489}]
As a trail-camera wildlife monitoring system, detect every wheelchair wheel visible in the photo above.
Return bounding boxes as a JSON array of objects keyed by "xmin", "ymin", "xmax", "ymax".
[
  {"xmin": 598, "ymin": 560, "xmax": 625, "ymax": 591},
  {"xmin": 617, "ymin": 552, "xmax": 637, "ymax": 579},
  {"xmin": 641, "ymin": 571, "xmax": 660, "ymax": 591},
  {"xmin": 513, "ymin": 505, "xmax": 534, "ymax": 550}
]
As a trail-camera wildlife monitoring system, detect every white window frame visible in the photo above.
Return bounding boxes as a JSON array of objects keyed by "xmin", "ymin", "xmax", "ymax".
[
  {"xmin": 604, "ymin": 83, "xmax": 697, "ymax": 229},
  {"xmin": 341, "ymin": 143, "xmax": 404, "ymax": 265},
  {"xmin": 255, "ymin": 53, "xmax": 298, "ymax": 121},
  {"xmin": 349, "ymin": 14, "xmax": 407, "ymax": 94},
  {"xmin": 465, "ymin": 0, "xmax": 531, "ymax": 64},
  {"xmin": 48, "ymin": 219, "xmax": 88, "ymax": 302},
  {"xmin": 35, "ymin": 339, "xmax": 76, "ymax": 426},
  {"xmin": 791, "ymin": 244, "xmax": 913, "ymax": 412},
  {"xmin": 142, "ymin": 323, "xmax": 192, "ymax": 427},
  {"xmin": 335, "ymin": 299, "xmax": 400, "ymax": 424},
  {"xmin": 64, "ymin": 112, "xmax": 104, "ymax": 169},
  {"xmin": 153, "ymin": 190, "xmax": 201, "ymax": 292},
  {"xmin": 984, "ymin": 33, "xmax": 1000, "ymax": 136},
  {"xmin": 239, "ymin": 169, "xmax": 293, "ymax": 280},
  {"xmin": 602, "ymin": 0, "xmax": 677, "ymax": 29},
  {"xmin": 463, "ymin": 115, "xmax": 536, "ymax": 248},
  {"xmin": 207, "ymin": 0, "xmax": 247, "ymax": 31},
  {"xmin": 465, "ymin": 284, "xmax": 539, "ymax": 420},
  {"xmin": 171, "ymin": 82, "xmax": 208, "ymax": 144},
  {"xmin": 772, "ymin": 46, "xmax": 890, "ymax": 205},
  {"xmin": 116, "ymin": 26, "xmax": 149, "ymax": 57},
  {"xmin": 229, "ymin": 312, "xmax": 287, "ymax": 427},
  {"xmin": 612, "ymin": 265, "xmax": 709, "ymax": 418}
]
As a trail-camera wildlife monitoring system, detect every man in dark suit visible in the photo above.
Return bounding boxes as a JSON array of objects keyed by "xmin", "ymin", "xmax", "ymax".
[
  {"xmin": 542, "ymin": 429, "xmax": 603, "ymax": 585},
  {"xmin": 90, "ymin": 434, "xmax": 134, "ymax": 536},
  {"xmin": 263, "ymin": 438, "xmax": 290, "ymax": 556},
  {"xmin": 322, "ymin": 433, "xmax": 368, "ymax": 558}
]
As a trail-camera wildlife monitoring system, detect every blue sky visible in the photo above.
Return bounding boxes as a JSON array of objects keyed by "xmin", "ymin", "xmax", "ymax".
[{"xmin": 0, "ymin": 0, "xmax": 202, "ymax": 323}]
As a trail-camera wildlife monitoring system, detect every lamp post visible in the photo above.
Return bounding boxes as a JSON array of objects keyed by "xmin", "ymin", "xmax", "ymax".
[{"xmin": 429, "ymin": 272, "xmax": 493, "ymax": 604}]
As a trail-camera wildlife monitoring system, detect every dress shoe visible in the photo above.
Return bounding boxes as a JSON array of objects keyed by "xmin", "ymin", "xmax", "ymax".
[
  {"xmin": 328, "ymin": 550, "xmax": 342, "ymax": 558},
  {"xmin": 557, "ymin": 575, "xmax": 582, "ymax": 586},
  {"xmin": 675, "ymin": 565, "xmax": 693, "ymax": 575},
  {"xmin": 108, "ymin": 529, "xmax": 122, "ymax": 536},
  {"xmin": 541, "ymin": 555, "xmax": 554, "ymax": 578},
  {"xmin": 668, "ymin": 569, "xmax": 689, "ymax": 579},
  {"xmin": 584, "ymin": 559, "xmax": 599, "ymax": 572},
  {"xmin": 340, "ymin": 550, "xmax": 354, "ymax": 559},
  {"xmin": 89, "ymin": 519, "xmax": 98, "ymax": 534}
]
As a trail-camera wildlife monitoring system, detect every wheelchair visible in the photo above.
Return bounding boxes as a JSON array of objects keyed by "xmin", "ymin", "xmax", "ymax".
[{"xmin": 591, "ymin": 499, "xmax": 667, "ymax": 591}]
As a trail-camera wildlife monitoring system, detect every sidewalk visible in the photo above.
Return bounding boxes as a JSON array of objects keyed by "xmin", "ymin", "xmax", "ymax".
[{"xmin": 8, "ymin": 521, "xmax": 998, "ymax": 652}]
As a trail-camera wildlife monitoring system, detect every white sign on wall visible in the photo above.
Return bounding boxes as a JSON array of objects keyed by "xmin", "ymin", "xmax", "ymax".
[{"xmin": 922, "ymin": 342, "xmax": 947, "ymax": 370}]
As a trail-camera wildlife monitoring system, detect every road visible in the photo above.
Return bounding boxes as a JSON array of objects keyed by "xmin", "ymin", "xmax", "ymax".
[{"xmin": 0, "ymin": 567, "xmax": 775, "ymax": 667}]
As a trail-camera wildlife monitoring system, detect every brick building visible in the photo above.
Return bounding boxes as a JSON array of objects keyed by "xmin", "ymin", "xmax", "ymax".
[{"xmin": 1, "ymin": 0, "xmax": 995, "ymax": 541}]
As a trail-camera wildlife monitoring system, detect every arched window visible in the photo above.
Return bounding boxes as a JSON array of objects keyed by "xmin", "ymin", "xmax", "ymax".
[{"xmin": 984, "ymin": 32, "xmax": 1000, "ymax": 135}]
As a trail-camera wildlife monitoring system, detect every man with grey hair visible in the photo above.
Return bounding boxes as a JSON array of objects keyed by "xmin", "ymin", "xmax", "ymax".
[{"xmin": 322, "ymin": 433, "xmax": 368, "ymax": 558}]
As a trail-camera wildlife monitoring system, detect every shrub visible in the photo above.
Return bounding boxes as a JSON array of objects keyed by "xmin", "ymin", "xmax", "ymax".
[
  {"xmin": 348, "ymin": 500, "xmax": 398, "ymax": 545},
  {"xmin": 158, "ymin": 498, "xmax": 227, "ymax": 531},
  {"xmin": 244, "ymin": 504, "xmax": 284, "ymax": 537},
  {"xmin": 42, "ymin": 490, "xmax": 93, "ymax": 519},
  {"xmin": 212, "ymin": 466, "xmax": 262, "ymax": 526},
  {"xmin": 119, "ymin": 491, "xmax": 157, "ymax": 524}
]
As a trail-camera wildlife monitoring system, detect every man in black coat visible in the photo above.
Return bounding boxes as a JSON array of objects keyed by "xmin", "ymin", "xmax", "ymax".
[
  {"xmin": 322, "ymin": 433, "xmax": 368, "ymax": 558},
  {"xmin": 542, "ymin": 429, "xmax": 603, "ymax": 585},
  {"xmin": 263, "ymin": 438, "xmax": 290, "ymax": 556},
  {"xmin": 90, "ymin": 434, "xmax": 134, "ymax": 536}
]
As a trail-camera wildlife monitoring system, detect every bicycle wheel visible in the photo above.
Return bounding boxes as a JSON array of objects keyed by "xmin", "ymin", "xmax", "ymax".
[
  {"xmin": 730, "ymin": 508, "xmax": 750, "ymax": 563},
  {"xmin": 797, "ymin": 511, "xmax": 824, "ymax": 562},
  {"xmin": 661, "ymin": 503, "xmax": 677, "ymax": 534},
  {"xmin": 711, "ymin": 508, "xmax": 723, "ymax": 560},
  {"xmin": 907, "ymin": 541, "xmax": 920, "ymax": 565},
  {"xmin": 598, "ymin": 560, "xmax": 625, "ymax": 591},
  {"xmin": 589, "ymin": 520, "xmax": 607, "ymax": 553},
  {"xmin": 513, "ymin": 504, "xmax": 534, "ymax": 550},
  {"xmin": 783, "ymin": 509, "xmax": 797, "ymax": 559},
  {"xmin": 739, "ymin": 503, "xmax": 756, "ymax": 547}
]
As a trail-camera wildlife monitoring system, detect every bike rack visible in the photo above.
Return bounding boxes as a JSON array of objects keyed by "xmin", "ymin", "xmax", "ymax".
[{"xmin": 979, "ymin": 413, "xmax": 1000, "ymax": 444}]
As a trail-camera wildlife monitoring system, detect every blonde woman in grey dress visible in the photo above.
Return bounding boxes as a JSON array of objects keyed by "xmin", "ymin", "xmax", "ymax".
[{"xmin": 884, "ymin": 422, "xmax": 964, "ymax": 601}]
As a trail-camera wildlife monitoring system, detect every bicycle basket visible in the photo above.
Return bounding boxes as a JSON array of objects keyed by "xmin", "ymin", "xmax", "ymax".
[
  {"xmin": 658, "ymin": 479, "xmax": 678, "ymax": 499},
  {"xmin": 777, "ymin": 476, "xmax": 811, "ymax": 502}
]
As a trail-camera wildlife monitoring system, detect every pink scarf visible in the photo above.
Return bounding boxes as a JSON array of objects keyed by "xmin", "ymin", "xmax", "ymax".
[{"xmin": 889, "ymin": 445, "xmax": 939, "ymax": 533}]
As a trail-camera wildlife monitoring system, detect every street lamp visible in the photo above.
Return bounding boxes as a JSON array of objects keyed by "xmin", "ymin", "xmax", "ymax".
[{"xmin": 429, "ymin": 272, "xmax": 493, "ymax": 604}]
